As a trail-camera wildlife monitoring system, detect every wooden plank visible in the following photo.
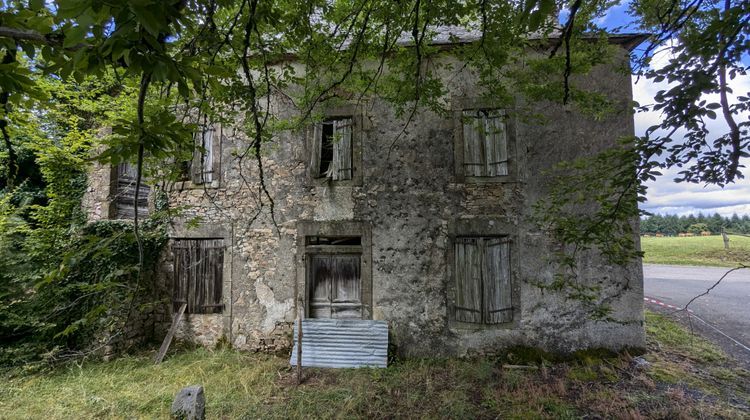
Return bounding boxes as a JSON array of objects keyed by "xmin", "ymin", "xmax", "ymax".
[
  {"xmin": 454, "ymin": 238, "xmax": 482, "ymax": 323},
  {"xmin": 154, "ymin": 303, "xmax": 187, "ymax": 364}
]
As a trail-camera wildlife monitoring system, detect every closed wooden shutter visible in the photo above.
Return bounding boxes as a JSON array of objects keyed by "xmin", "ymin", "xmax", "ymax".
[
  {"xmin": 332, "ymin": 118, "xmax": 353, "ymax": 180},
  {"xmin": 309, "ymin": 254, "xmax": 362, "ymax": 319},
  {"xmin": 462, "ymin": 111, "xmax": 484, "ymax": 177},
  {"xmin": 484, "ymin": 110, "xmax": 508, "ymax": 176},
  {"xmin": 454, "ymin": 237, "xmax": 483, "ymax": 323},
  {"xmin": 114, "ymin": 162, "xmax": 150, "ymax": 219},
  {"xmin": 483, "ymin": 238, "xmax": 512, "ymax": 323},
  {"xmin": 172, "ymin": 238, "xmax": 224, "ymax": 314}
]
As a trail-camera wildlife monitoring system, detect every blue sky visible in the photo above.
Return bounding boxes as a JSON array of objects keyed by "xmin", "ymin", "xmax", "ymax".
[{"xmin": 594, "ymin": 2, "xmax": 750, "ymax": 217}]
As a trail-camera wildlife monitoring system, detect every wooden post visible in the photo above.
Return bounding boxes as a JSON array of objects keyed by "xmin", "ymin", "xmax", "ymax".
[
  {"xmin": 296, "ymin": 307, "xmax": 303, "ymax": 384},
  {"xmin": 722, "ymin": 228, "xmax": 730, "ymax": 250},
  {"xmin": 155, "ymin": 303, "xmax": 187, "ymax": 364}
]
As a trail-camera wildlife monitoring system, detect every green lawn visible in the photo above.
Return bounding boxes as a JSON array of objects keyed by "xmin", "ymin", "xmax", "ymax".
[
  {"xmin": 641, "ymin": 234, "xmax": 750, "ymax": 267},
  {"xmin": 2, "ymin": 311, "xmax": 748, "ymax": 419}
]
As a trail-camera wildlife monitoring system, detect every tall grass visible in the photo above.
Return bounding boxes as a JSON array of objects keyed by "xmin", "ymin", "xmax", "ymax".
[{"xmin": 2, "ymin": 312, "xmax": 748, "ymax": 419}]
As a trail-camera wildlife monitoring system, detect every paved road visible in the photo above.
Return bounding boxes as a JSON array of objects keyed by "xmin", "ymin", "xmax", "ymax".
[{"xmin": 644, "ymin": 264, "xmax": 750, "ymax": 362}]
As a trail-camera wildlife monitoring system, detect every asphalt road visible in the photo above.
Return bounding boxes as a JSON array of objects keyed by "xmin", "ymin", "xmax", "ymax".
[{"xmin": 643, "ymin": 264, "xmax": 750, "ymax": 364}]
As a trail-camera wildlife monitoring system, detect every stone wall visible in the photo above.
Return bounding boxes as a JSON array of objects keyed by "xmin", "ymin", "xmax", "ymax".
[{"xmin": 85, "ymin": 42, "xmax": 645, "ymax": 357}]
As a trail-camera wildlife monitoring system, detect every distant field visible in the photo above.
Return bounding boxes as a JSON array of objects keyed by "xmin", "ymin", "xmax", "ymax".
[{"xmin": 640, "ymin": 234, "xmax": 750, "ymax": 267}]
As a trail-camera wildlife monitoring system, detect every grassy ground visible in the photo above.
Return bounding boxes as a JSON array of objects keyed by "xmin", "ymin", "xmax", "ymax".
[
  {"xmin": 1, "ymin": 311, "xmax": 748, "ymax": 419},
  {"xmin": 641, "ymin": 234, "xmax": 750, "ymax": 267}
]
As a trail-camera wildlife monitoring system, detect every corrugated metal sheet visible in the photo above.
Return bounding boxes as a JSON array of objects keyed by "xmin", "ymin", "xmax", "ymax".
[{"xmin": 290, "ymin": 319, "xmax": 388, "ymax": 368}]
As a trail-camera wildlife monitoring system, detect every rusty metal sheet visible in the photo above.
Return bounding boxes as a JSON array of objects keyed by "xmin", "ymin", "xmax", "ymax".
[{"xmin": 290, "ymin": 319, "xmax": 388, "ymax": 368}]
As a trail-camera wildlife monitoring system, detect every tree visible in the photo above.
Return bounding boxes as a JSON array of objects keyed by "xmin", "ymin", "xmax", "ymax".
[{"xmin": 0, "ymin": 0, "xmax": 747, "ymax": 359}]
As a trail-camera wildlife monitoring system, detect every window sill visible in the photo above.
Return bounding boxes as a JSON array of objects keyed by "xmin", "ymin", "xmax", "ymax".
[{"xmin": 173, "ymin": 179, "xmax": 221, "ymax": 190}]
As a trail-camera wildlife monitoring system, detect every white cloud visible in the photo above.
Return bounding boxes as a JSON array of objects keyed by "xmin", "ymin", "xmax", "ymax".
[{"xmin": 631, "ymin": 42, "xmax": 750, "ymax": 216}]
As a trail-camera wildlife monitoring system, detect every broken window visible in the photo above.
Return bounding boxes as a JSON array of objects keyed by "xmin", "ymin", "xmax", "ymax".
[
  {"xmin": 306, "ymin": 236, "xmax": 362, "ymax": 319},
  {"xmin": 311, "ymin": 118, "xmax": 353, "ymax": 181},
  {"xmin": 172, "ymin": 238, "xmax": 225, "ymax": 314},
  {"xmin": 113, "ymin": 162, "xmax": 150, "ymax": 219},
  {"xmin": 192, "ymin": 126, "xmax": 215, "ymax": 184},
  {"xmin": 462, "ymin": 109, "xmax": 508, "ymax": 177},
  {"xmin": 454, "ymin": 237, "xmax": 513, "ymax": 324}
]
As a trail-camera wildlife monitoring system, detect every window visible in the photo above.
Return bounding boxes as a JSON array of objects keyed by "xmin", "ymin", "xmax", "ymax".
[
  {"xmin": 453, "ymin": 237, "xmax": 512, "ymax": 324},
  {"xmin": 311, "ymin": 117, "xmax": 353, "ymax": 181},
  {"xmin": 461, "ymin": 109, "xmax": 508, "ymax": 177},
  {"xmin": 113, "ymin": 162, "xmax": 150, "ymax": 219},
  {"xmin": 172, "ymin": 238, "xmax": 225, "ymax": 314},
  {"xmin": 305, "ymin": 236, "xmax": 363, "ymax": 319},
  {"xmin": 192, "ymin": 126, "xmax": 215, "ymax": 184}
]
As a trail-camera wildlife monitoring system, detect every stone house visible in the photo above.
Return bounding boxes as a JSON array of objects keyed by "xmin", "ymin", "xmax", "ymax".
[{"xmin": 83, "ymin": 32, "xmax": 647, "ymax": 357}]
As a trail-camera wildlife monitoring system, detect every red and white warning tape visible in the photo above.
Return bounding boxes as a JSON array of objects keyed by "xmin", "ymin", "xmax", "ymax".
[{"xmin": 644, "ymin": 296, "xmax": 693, "ymax": 313}]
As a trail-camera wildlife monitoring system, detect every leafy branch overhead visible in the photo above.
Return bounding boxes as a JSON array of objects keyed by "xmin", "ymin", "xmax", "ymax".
[{"xmin": 0, "ymin": 0, "xmax": 747, "ymax": 360}]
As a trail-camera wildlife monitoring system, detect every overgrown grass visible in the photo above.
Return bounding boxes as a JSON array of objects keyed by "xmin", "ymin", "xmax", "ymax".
[
  {"xmin": 641, "ymin": 234, "xmax": 750, "ymax": 267},
  {"xmin": 2, "ymin": 311, "xmax": 748, "ymax": 419}
]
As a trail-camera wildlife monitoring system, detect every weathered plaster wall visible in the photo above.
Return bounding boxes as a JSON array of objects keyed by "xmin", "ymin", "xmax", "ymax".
[{"xmin": 86, "ymin": 45, "xmax": 645, "ymax": 357}]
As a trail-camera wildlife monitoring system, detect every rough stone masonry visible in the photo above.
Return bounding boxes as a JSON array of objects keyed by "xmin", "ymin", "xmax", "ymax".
[{"xmin": 83, "ymin": 34, "xmax": 647, "ymax": 358}]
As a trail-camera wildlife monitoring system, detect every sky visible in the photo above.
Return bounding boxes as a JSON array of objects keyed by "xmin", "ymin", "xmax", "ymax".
[{"xmin": 595, "ymin": 2, "xmax": 750, "ymax": 217}]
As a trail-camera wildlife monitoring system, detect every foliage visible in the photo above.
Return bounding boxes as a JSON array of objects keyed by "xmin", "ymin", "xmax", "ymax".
[
  {"xmin": 641, "ymin": 212, "xmax": 750, "ymax": 235},
  {"xmin": 0, "ymin": 0, "xmax": 747, "ymax": 357},
  {"xmin": 0, "ymin": 74, "xmax": 167, "ymax": 366}
]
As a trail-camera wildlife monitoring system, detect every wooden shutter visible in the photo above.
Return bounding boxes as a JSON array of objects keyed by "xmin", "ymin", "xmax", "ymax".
[
  {"xmin": 331, "ymin": 118, "xmax": 353, "ymax": 180},
  {"xmin": 483, "ymin": 238, "xmax": 512, "ymax": 324},
  {"xmin": 462, "ymin": 111, "xmax": 484, "ymax": 177},
  {"xmin": 114, "ymin": 162, "xmax": 150, "ymax": 219},
  {"xmin": 310, "ymin": 123, "xmax": 322, "ymax": 177},
  {"xmin": 454, "ymin": 238, "xmax": 483, "ymax": 323},
  {"xmin": 308, "ymin": 253, "xmax": 362, "ymax": 319},
  {"xmin": 309, "ymin": 254, "xmax": 333, "ymax": 318},
  {"xmin": 484, "ymin": 111, "xmax": 508, "ymax": 176},
  {"xmin": 172, "ymin": 239, "xmax": 224, "ymax": 314},
  {"xmin": 331, "ymin": 254, "xmax": 361, "ymax": 318},
  {"xmin": 192, "ymin": 128, "xmax": 214, "ymax": 184}
]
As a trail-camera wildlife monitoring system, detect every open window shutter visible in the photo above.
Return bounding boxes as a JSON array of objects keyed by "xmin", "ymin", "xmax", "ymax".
[
  {"xmin": 201, "ymin": 129, "xmax": 214, "ymax": 183},
  {"xmin": 483, "ymin": 238, "xmax": 512, "ymax": 324},
  {"xmin": 310, "ymin": 123, "xmax": 322, "ymax": 177},
  {"xmin": 454, "ymin": 238, "xmax": 482, "ymax": 323},
  {"xmin": 484, "ymin": 111, "xmax": 508, "ymax": 176},
  {"xmin": 333, "ymin": 118, "xmax": 353, "ymax": 180},
  {"xmin": 462, "ymin": 111, "xmax": 484, "ymax": 177},
  {"xmin": 115, "ymin": 162, "xmax": 149, "ymax": 219}
]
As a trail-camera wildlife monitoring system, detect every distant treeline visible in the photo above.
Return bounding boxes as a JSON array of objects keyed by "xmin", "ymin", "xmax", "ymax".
[{"xmin": 640, "ymin": 213, "xmax": 750, "ymax": 236}]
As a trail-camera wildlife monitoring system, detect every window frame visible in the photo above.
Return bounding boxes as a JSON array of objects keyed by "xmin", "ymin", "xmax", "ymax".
[
  {"xmin": 175, "ymin": 123, "xmax": 222, "ymax": 189},
  {"xmin": 447, "ymin": 219, "xmax": 519, "ymax": 329},
  {"xmin": 306, "ymin": 105, "xmax": 364, "ymax": 186},
  {"xmin": 171, "ymin": 237, "xmax": 226, "ymax": 315},
  {"xmin": 296, "ymin": 221, "xmax": 372, "ymax": 320},
  {"xmin": 109, "ymin": 162, "xmax": 150, "ymax": 220},
  {"xmin": 453, "ymin": 98, "xmax": 518, "ymax": 184}
]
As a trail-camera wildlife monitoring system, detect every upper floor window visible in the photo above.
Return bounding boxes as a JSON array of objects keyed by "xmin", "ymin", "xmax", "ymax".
[
  {"xmin": 311, "ymin": 117, "xmax": 353, "ymax": 181},
  {"xmin": 192, "ymin": 126, "xmax": 216, "ymax": 184},
  {"xmin": 113, "ymin": 162, "xmax": 150, "ymax": 219},
  {"xmin": 461, "ymin": 109, "xmax": 508, "ymax": 177}
]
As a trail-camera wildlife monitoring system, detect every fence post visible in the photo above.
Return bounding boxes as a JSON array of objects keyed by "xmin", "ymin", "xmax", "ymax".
[{"xmin": 722, "ymin": 227, "xmax": 730, "ymax": 250}]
